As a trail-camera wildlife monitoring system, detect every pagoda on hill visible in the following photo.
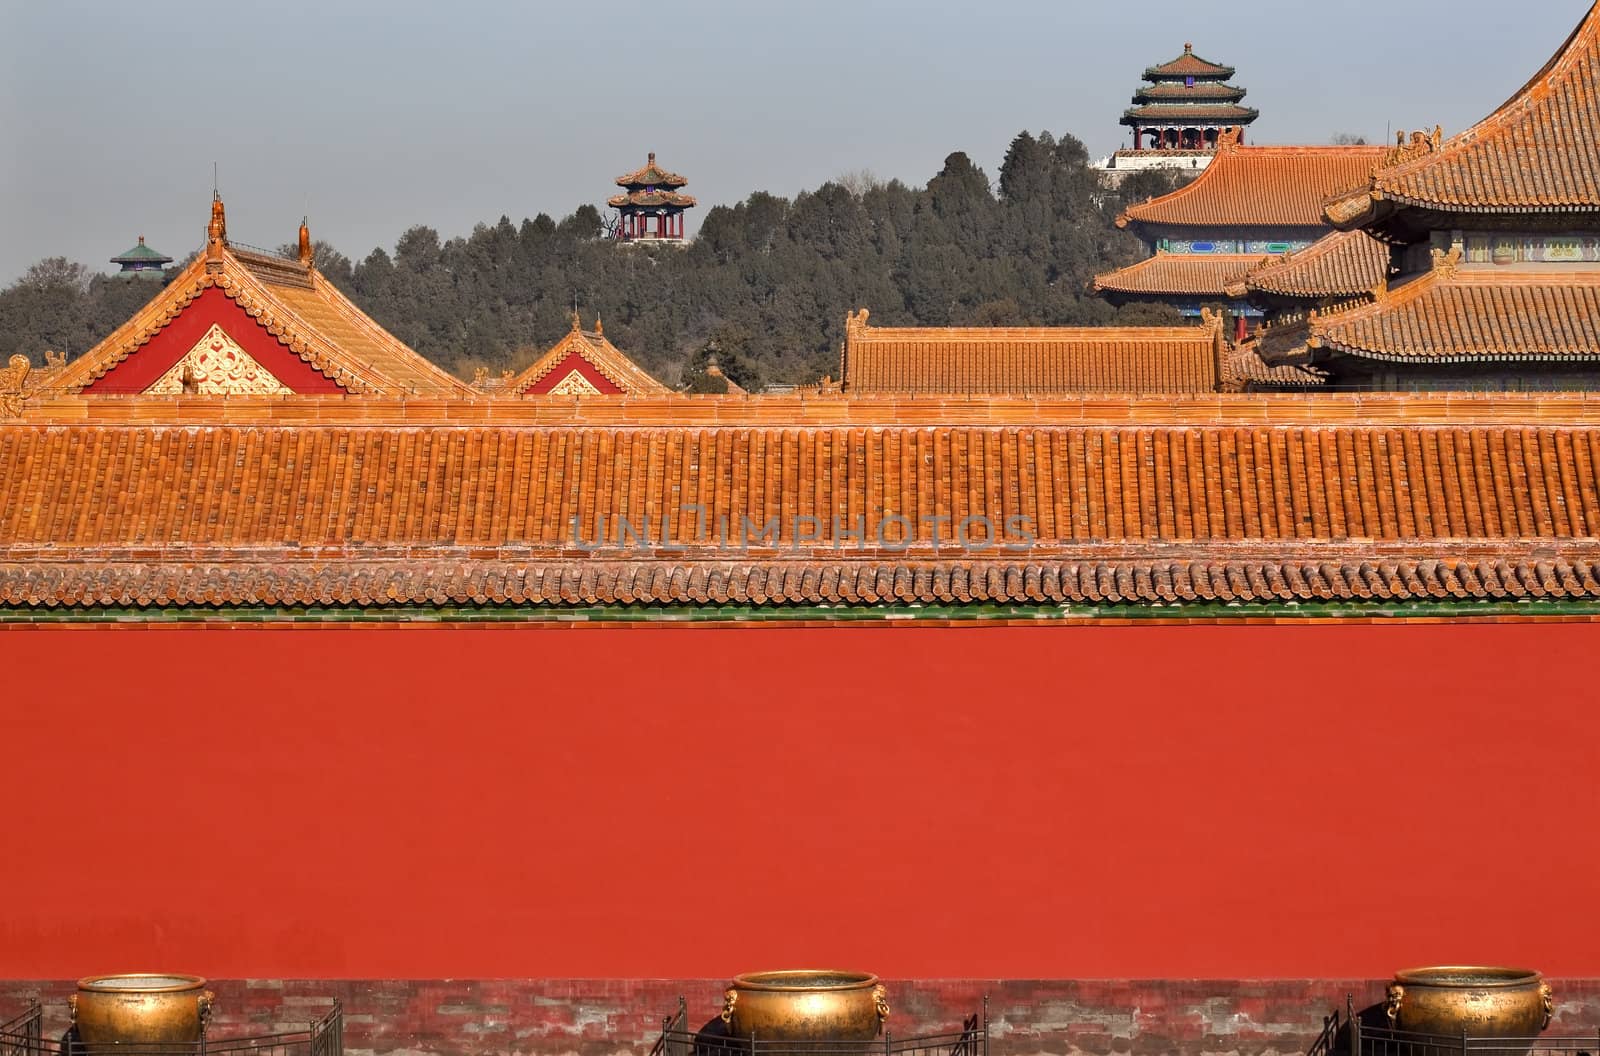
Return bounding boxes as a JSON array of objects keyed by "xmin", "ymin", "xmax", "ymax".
[
  {"xmin": 608, "ymin": 152, "xmax": 696, "ymax": 244},
  {"xmin": 1095, "ymin": 44, "xmax": 1259, "ymax": 181},
  {"xmin": 110, "ymin": 236, "xmax": 172, "ymax": 279},
  {"xmin": 1126, "ymin": 44, "xmax": 1258, "ymax": 150}
]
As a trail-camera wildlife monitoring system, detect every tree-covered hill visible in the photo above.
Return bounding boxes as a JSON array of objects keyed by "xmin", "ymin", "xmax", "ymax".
[{"xmin": 0, "ymin": 131, "xmax": 1188, "ymax": 391}]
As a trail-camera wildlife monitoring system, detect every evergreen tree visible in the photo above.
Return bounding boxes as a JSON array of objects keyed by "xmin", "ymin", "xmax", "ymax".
[{"xmin": 4, "ymin": 128, "xmax": 1169, "ymax": 383}]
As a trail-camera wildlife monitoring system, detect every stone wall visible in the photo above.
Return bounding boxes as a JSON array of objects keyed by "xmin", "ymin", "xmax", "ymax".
[{"xmin": 6, "ymin": 980, "xmax": 1600, "ymax": 1056}]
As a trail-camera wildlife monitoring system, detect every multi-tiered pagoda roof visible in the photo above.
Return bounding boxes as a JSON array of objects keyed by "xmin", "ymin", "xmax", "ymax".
[
  {"xmin": 608, "ymin": 152, "xmax": 697, "ymax": 242},
  {"xmin": 607, "ymin": 152, "xmax": 697, "ymax": 210},
  {"xmin": 1122, "ymin": 44, "xmax": 1258, "ymax": 138}
]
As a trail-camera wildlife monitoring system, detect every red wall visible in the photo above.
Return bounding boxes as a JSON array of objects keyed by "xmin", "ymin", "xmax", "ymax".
[{"xmin": 4, "ymin": 624, "xmax": 1597, "ymax": 980}]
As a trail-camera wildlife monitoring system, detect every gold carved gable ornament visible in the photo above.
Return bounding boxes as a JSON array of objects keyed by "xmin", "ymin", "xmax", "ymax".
[
  {"xmin": 147, "ymin": 323, "xmax": 292, "ymax": 396},
  {"xmin": 547, "ymin": 368, "xmax": 604, "ymax": 396}
]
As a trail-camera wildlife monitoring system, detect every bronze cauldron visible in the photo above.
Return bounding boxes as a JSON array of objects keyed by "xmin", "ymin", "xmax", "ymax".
[
  {"xmin": 722, "ymin": 970, "xmax": 889, "ymax": 1043},
  {"xmin": 1386, "ymin": 967, "xmax": 1553, "ymax": 1039},
  {"xmin": 70, "ymin": 974, "xmax": 215, "ymax": 1047}
]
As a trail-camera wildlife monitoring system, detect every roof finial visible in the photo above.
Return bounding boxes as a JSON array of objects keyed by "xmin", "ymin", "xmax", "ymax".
[
  {"xmin": 593, "ymin": 314, "xmax": 604, "ymax": 336},
  {"xmin": 571, "ymin": 308, "xmax": 582, "ymax": 332},
  {"xmin": 298, "ymin": 216, "xmax": 314, "ymax": 266},
  {"xmin": 1184, "ymin": 42, "xmax": 1193, "ymax": 53},
  {"xmin": 648, "ymin": 151, "xmax": 656, "ymax": 165},
  {"xmin": 206, "ymin": 193, "xmax": 228, "ymax": 260}
]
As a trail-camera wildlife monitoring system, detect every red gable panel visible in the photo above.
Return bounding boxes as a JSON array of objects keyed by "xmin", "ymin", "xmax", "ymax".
[
  {"xmin": 84, "ymin": 287, "xmax": 346, "ymax": 394},
  {"xmin": 523, "ymin": 351, "xmax": 625, "ymax": 395}
]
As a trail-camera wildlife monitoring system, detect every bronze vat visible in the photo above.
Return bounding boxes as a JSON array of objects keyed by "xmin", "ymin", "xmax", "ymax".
[
  {"xmin": 1386, "ymin": 967, "xmax": 1553, "ymax": 1039},
  {"xmin": 71, "ymin": 974, "xmax": 215, "ymax": 1046},
  {"xmin": 722, "ymin": 970, "xmax": 888, "ymax": 1042}
]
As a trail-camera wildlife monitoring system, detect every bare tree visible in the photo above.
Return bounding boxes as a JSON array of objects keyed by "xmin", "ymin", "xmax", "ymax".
[{"xmin": 834, "ymin": 169, "xmax": 884, "ymax": 197}]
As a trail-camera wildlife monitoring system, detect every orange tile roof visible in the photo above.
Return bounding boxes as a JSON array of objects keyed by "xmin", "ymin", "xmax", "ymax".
[
  {"xmin": 615, "ymin": 152, "xmax": 689, "ymax": 188},
  {"xmin": 1144, "ymin": 45, "xmax": 1235, "ymax": 81},
  {"xmin": 1135, "ymin": 82, "xmax": 1247, "ymax": 103},
  {"xmin": 18, "ymin": 390, "xmax": 1600, "ymax": 429},
  {"xmin": 506, "ymin": 317, "xmax": 672, "ymax": 396},
  {"xmin": 1309, "ymin": 258, "xmax": 1600, "ymax": 363},
  {"xmin": 1122, "ymin": 104, "xmax": 1259, "ymax": 124},
  {"xmin": 1327, "ymin": 4, "xmax": 1600, "ymax": 223},
  {"xmin": 1227, "ymin": 230, "xmax": 1391, "ymax": 300},
  {"xmin": 1247, "ymin": 316, "xmax": 1318, "ymax": 369},
  {"xmin": 1217, "ymin": 342, "xmax": 1328, "ymax": 392},
  {"xmin": 1094, "ymin": 253, "xmax": 1261, "ymax": 298},
  {"xmin": 6, "ymin": 415, "xmax": 1600, "ymax": 611},
  {"xmin": 45, "ymin": 202, "xmax": 474, "ymax": 399},
  {"xmin": 1119, "ymin": 133, "xmax": 1387, "ymax": 230},
  {"xmin": 840, "ymin": 309, "xmax": 1223, "ymax": 394},
  {"xmin": 607, "ymin": 190, "xmax": 697, "ymax": 208}
]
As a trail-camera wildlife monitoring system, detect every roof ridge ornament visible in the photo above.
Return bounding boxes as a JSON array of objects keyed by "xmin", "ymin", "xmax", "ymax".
[
  {"xmin": 298, "ymin": 217, "xmax": 314, "ymax": 267},
  {"xmin": 0, "ymin": 355, "xmax": 29, "ymax": 418},
  {"xmin": 1431, "ymin": 245, "xmax": 1464, "ymax": 277},
  {"xmin": 205, "ymin": 194, "xmax": 228, "ymax": 268}
]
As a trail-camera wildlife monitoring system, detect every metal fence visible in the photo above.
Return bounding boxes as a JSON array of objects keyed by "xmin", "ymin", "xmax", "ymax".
[
  {"xmin": 0, "ymin": 1004, "xmax": 342, "ymax": 1056},
  {"xmin": 1, "ymin": 1006, "xmax": 42, "ymax": 1056},
  {"xmin": 1318, "ymin": 997, "xmax": 1600, "ymax": 1056},
  {"xmin": 649, "ymin": 997, "xmax": 988, "ymax": 1056}
]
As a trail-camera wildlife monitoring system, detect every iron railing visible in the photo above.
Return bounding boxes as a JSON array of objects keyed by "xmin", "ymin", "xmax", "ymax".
[
  {"xmin": 1340, "ymin": 997, "xmax": 1600, "ymax": 1056},
  {"xmin": 1307, "ymin": 1003, "xmax": 1346, "ymax": 1056},
  {"xmin": 1, "ymin": 1006, "xmax": 42, "ymax": 1056},
  {"xmin": 649, "ymin": 997, "xmax": 988, "ymax": 1056},
  {"xmin": 0, "ymin": 1004, "xmax": 341, "ymax": 1056}
]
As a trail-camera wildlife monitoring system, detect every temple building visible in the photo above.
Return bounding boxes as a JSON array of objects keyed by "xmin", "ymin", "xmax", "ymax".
[
  {"xmin": 42, "ymin": 197, "xmax": 474, "ymax": 398},
  {"xmin": 504, "ymin": 314, "xmax": 671, "ymax": 396},
  {"xmin": 110, "ymin": 236, "xmax": 172, "ymax": 279},
  {"xmin": 609, "ymin": 152, "xmax": 696, "ymax": 243},
  {"xmin": 1094, "ymin": 133, "xmax": 1385, "ymax": 338},
  {"xmin": 1252, "ymin": 4, "xmax": 1600, "ymax": 391},
  {"xmin": 1093, "ymin": 44, "xmax": 1258, "ymax": 181}
]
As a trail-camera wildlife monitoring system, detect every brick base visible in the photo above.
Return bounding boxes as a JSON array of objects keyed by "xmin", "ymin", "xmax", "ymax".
[{"xmin": 5, "ymin": 981, "xmax": 1600, "ymax": 1056}]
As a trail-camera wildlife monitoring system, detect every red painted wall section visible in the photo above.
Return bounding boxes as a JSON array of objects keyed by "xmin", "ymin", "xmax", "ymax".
[
  {"xmin": 3, "ymin": 624, "xmax": 1597, "ymax": 980},
  {"xmin": 525, "ymin": 352, "xmax": 623, "ymax": 394},
  {"xmin": 83, "ymin": 287, "xmax": 346, "ymax": 394}
]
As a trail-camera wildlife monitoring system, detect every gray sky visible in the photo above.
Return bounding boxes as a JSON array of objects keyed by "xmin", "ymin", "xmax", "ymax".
[{"xmin": 0, "ymin": 0, "xmax": 1590, "ymax": 284}]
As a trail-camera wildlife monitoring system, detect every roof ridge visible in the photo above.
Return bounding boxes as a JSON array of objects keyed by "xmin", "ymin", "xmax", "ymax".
[
  {"xmin": 849, "ymin": 322, "xmax": 1214, "ymax": 341},
  {"xmin": 300, "ymin": 269, "xmax": 476, "ymax": 397}
]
